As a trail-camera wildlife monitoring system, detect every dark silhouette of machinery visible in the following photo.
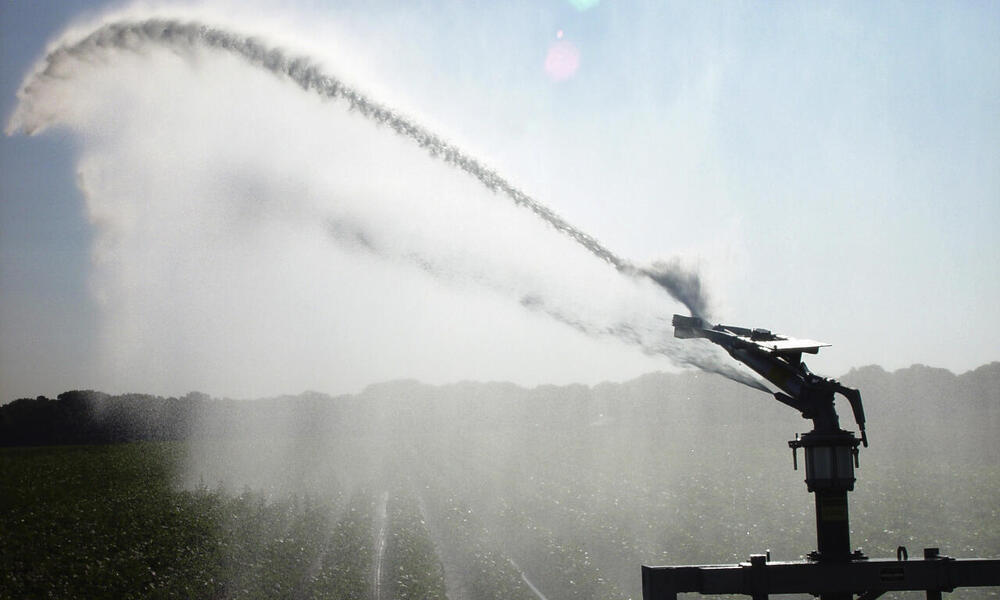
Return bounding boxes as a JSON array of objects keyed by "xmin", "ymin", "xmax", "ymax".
[{"xmin": 640, "ymin": 315, "xmax": 999, "ymax": 600}]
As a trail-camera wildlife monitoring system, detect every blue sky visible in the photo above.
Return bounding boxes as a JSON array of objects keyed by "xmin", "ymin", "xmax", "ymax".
[{"xmin": 1, "ymin": 1, "xmax": 998, "ymax": 400}]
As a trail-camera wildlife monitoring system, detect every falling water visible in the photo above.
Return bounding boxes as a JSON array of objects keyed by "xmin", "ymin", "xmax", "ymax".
[{"xmin": 8, "ymin": 15, "xmax": 764, "ymax": 391}]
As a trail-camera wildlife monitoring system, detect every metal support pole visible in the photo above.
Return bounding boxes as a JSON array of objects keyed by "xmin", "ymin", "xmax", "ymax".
[
  {"xmin": 749, "ymin": 554, "xmax": 768, "ymax": 600},
  {"xmin": 815, "ymin": 489, "xmax": 851, "ymax": 559},
  {"xmin": 789, "ymin": 429, "xmax": 862, "ymax": 600},
  {"xmin": 789, "ymin": 430, "xmax": 861, "ymax": 560}
]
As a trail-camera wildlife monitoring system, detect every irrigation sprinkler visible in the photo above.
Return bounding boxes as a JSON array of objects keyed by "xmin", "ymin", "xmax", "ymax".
[{"xmin": 641, "ymin": 315, "xmax": 1000, "ymax": 600}]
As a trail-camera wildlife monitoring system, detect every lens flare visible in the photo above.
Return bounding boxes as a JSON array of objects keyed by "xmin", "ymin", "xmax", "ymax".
[{"xmin": 544, "ymin": 40, "xmax": 580, "ymax": 82}]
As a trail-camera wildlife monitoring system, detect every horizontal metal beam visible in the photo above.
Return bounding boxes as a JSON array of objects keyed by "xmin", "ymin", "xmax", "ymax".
[{"xmin": 642, "ymin": 555, "xmax": 1000, "ymax": 600}]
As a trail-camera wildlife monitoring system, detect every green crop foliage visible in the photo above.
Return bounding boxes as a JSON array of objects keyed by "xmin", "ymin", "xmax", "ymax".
[
  {"xmin": 384, "ymin": 492, "xmax": 447, "ymax": 600},
  {"xmin": 3, "ymin": 431, "xmax": 997, "ymax": 600},
  {"xmin": 304, "ymin": 490, "xmax": 375, "ymax": 600},
  {"xmin": 0, "ymin": 443, "xmax": 354, "ymax": 600},
  {"xmin": 1, "ymin": 443, "xmax": 227, "ymax": 599}
]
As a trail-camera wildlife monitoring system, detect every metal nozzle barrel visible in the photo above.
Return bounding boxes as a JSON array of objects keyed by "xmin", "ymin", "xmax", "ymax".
[{"xmin": 672, "ymin": 314, "xmax": 708, "ymax": 339}]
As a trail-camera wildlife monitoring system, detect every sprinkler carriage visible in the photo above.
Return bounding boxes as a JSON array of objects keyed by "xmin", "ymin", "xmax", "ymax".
[{"xmin": 641, "ymin": 315, "xmax": 1000, "ymax": 600}]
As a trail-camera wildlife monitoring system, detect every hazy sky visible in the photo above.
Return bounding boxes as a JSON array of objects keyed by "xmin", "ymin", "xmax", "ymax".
[{"xmin": 2, "ymin": 1, "xmax": 998, "ymax": 400}]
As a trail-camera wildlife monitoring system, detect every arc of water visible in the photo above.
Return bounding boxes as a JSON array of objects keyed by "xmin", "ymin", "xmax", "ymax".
[{"xmin": 11, "ymin": 18, "xmax": 709, "ymax": 319}]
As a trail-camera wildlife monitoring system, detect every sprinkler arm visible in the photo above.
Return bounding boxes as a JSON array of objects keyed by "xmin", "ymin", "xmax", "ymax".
[
  {"xmin": 833, "ymin": 384, "xmax": 868, "ymax": 447},
  {"xmin": 672, "ymin": 314, "xmax": 868, "ymax": 446}
]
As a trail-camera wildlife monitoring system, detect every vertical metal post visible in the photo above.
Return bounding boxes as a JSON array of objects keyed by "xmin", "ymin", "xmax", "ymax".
[
  {"xmin": 815, "ymin": 489, "xmax": 853, "ymax": 600},
  {"xmin": 815, "ymin": 489, "xmax": 851, "ymax": 559},
  {"xmin": 924, "ymin": 548, "xmax": 944, "ymax": 600},
  {"xmin": 749, "ymin": 554, "xmax": 769, "ymax": 600},
  {"xmin": 790, "ymin": 429, "xmax": 863, "ymax": 600}
]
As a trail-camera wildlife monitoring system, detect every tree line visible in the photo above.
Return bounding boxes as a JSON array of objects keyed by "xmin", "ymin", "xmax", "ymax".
[
  {"xmin": 0, "ymin": 391, "xmax": 202, "ymax": 446},
  {"xmin": 3, "ymin": 362, "xmax": 997, "ymax": 447}
]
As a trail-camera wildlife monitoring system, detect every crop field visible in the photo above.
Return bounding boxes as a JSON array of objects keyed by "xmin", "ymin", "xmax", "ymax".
[
  {"xmin": 1, "ymin": 443, "xmax": 355, "ymax": 599},
  {"xmin": 3, "ymin": 424, "xmax": 998, "ymax": 600}
]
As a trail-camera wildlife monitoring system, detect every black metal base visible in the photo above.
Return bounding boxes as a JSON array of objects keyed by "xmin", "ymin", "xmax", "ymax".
[{"xmin": 642, "ymin": 550, "xmax": 1000, "ymax": 600}]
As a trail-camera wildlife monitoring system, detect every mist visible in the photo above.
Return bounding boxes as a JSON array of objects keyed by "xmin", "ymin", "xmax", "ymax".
[
  {"xmin": 6, "ymin": 7, "xmax": 763, "ymax": 397},
  {"xmin": 165, "ymin": 366, "xmax": 999, "ymax": 600}
]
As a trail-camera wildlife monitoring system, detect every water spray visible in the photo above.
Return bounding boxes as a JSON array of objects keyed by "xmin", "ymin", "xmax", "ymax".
[
  {"xmin": 9, "ymin": 15, "xmax": 769, "ymax": 391},
  {"xmin": 8, "ymin": 17, "xmax": 707, "ymax": 319}
]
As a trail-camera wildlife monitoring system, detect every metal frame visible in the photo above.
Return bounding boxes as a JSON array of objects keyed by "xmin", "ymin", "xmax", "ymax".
[
  {"xmin": 643, "ymin": 549, "xmax": 1000, "ymax": 600},
  {"xmin": 647, "ymin": 316, "xmax": 1000, "ymax": 600}
]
